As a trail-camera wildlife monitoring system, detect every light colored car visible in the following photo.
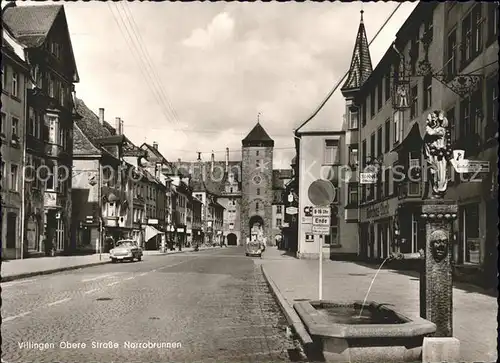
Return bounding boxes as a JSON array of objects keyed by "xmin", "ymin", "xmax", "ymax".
[{"xmin": 110, "ymin": 240, "xmax": 143, "ymax": 263}]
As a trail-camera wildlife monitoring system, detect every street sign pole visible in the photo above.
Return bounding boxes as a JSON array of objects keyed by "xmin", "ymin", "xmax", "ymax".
[
  {"xmin": 319, "ymin": 235, "xmax": 323, "ymax": 300},
  {"xmin": 308, "ymin": 179, "xmax": 336, "ymax": 302}
]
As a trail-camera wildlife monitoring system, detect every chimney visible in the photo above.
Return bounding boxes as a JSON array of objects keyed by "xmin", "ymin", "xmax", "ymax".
[
  {"xmin": 153, "ymin": 142, "xmax": 158, "ymax": 150},
  {"xmin": 211, "ymin": 151, "xmax": 215, "ymax": 172},
  {"xmin": 225, "ymin": 148, "xmax": 229, "ymax": 172},
  {"xmin": 120, "ymin": 119, "xmax": 124, "ymax": 135},
  {"xmin": 115, "ymin": 117, "xmax": 121, "ymax": 135},
  {"xmin": 99, "ymin": 108, "xmax": 104, "ymax": 125}
]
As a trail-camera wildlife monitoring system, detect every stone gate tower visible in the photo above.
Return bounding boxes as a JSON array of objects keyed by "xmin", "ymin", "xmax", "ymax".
[{"xmin": 241, "ymin": 120, "xmax": 274, "ymax": 246}]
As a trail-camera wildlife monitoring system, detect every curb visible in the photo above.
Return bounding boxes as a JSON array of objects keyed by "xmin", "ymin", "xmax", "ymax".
[
  {"xmin": 1, "ymin": 247, "xmax": 222, "ymax": 282},
  {"xmin": 260, "ymin": 264, "xmax": 313, "ymax": 346},
  {"xmin": 1, "ymin": 260, "xmax": 111, "ymax": 283}
]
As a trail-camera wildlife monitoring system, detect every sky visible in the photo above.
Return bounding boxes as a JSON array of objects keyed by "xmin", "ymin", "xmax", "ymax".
[{"xmin": 22, "ymin": 0, "xmax": 417, "ymax": 168}]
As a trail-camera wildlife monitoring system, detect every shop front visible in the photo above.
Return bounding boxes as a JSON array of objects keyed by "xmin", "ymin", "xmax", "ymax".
[
  {"xmin": 360, "ymin": 198, "xmax": 399, "ymax": 261},
  {"xmin": 176, "ymin": 225, "xmax": 186, "ymax": 247}
]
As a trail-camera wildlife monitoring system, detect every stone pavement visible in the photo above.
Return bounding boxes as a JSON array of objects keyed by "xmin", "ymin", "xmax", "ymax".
[
  {"xmin": 258, "ymin": 247, "xmax": 497, "ymax": 363},
  {"xmin": 1, "ymin": 246, "xmax": 222, "ymax": 282}
]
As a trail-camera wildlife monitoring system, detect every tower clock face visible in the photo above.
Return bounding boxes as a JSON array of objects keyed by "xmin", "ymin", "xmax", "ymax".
[{"xmin": 252, "ymin": 174, "xmax": 262, "ymax": 185}]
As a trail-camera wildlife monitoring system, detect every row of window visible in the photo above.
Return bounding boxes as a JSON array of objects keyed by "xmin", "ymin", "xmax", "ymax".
[
  {"xmin": 0, "ymin": 161, "xmax": 19, "ymax": 192},
  {"xmin": 447, "ymin": 3, "xmax": 498, "ymax": 76},
  {"xmin": 2, "ymin": 63, "xmax": 21, "ymax": 98},
  {"xmin": 323, "ymin": 139, "xmax": 340, "ymax": 165},
  {"xmin": 1, "ymin": 112, "xmax": 20, "ymax": 141}
]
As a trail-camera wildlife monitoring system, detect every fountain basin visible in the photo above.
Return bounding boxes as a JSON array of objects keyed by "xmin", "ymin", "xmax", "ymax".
[{"xmin": 294, "ymin": 300, "xmax": 436, "ymax": 363}]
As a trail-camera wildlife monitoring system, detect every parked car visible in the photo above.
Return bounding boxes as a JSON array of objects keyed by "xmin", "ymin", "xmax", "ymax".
[{"xmin": 110, "ymin": 240, "xmax": 143, "ymax": 263}]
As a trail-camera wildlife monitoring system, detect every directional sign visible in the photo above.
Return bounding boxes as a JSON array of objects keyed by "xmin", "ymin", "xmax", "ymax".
[
  {"xmin": 286, "ymin": 206, "xmax": 298, "ymax": 215},
  {"xmin": 313, "ymin": 207, "xmax": 331, "ymax": 217},
  {"xmin": 313, "ymin": 216, "xmax": 330, "ymax": 226},
  {"xmin": 312, "ymin": 225, "xmax": 330, "ymax": 235},
  {"xmin": 360, "ymin": 173, "xmax": 377, "ymax": 184},
  {"xmin": 451, "ymin": 159, "xmax": 490, "ymax": 173}
]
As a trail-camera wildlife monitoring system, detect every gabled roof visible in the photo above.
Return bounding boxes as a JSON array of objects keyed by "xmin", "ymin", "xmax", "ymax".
[
  {"xmin": 242, "ymin": 122, "xmax": 274, "ymax": 147},
  {"xmin": 141, "ymin": 143, "xmax": 170, "ymax": 166},
  {"xmin": 73, "ymin": 98, "xmax": 116, "ymax": 157},
  {"xmin": 3, "ymin": 4, "xmax": 79, "ymax": 82},
  {"xmin": 295, "ymin": 11, "xmax": 372, "ymax": 135},
  {"xmin": 2, "ymin": 5, "xmax": 61, "ymax": 41},
  {"xmin": 341, "ymin": 11, "xmax": 373, "ymax": 94}
]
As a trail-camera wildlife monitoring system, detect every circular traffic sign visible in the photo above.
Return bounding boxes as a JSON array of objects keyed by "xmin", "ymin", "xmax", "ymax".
[{"xmin": 308, "ymin": 179, "xmax": 336, "ymax": 206}]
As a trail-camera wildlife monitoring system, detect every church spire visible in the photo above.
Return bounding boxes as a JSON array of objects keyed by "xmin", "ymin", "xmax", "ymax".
[{"xmin": 341, "ymin": 10, "xmax": 373, "ymax": 95}]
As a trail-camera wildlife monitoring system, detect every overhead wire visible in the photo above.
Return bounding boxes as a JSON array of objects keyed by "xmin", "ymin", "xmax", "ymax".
[
  {"xmin": 119, "ymin": 2, "xmax": 184, "ymax": 128},
  {"xmin": 107, "ymin": 3, "xmax": 185, "ymax": 139},
  {"xmin": 295, "ymin": 2, "xmax": 404, "ymax": 132}
]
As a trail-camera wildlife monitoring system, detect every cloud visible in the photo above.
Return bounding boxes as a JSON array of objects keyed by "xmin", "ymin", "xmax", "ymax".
[
  {"xmin": 45, "ymin": 1, "xmax": 418, "ymax": 167},
  {"xmin": 182, "ymin": 12, "xmax": 235, "ymax": 49}
]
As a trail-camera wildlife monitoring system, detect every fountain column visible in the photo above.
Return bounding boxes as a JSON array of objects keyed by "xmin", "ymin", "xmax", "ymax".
[{"xmin": 420, "ymin": 201, "xmax": 457, "ymax": 337}]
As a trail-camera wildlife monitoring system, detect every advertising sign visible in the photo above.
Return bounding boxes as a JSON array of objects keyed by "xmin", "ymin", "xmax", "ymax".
[{"xmin": 286, "ymin": 206, "xmax": 298, "ymax": 215}]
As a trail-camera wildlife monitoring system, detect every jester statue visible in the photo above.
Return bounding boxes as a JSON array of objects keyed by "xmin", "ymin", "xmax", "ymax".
[{"xmin": 423, "ymin": 110, "xmax": 453, "ymax": 199}]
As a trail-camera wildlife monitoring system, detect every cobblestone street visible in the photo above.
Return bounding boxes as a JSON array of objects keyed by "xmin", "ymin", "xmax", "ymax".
[{"xmin": 1, "ymin": 247, "xmax": 306, "ymax": 363}]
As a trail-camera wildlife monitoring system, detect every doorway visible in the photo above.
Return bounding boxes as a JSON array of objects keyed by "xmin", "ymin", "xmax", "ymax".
[
  {"xmin": 6, "ymin": 213, "xmax": 17, "ymax": 249},
  {"xmin": 227, "ymin": 233, "xmax": 237, "ymax": 246}
]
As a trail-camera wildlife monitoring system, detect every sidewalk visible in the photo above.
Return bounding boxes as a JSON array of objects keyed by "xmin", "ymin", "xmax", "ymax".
[
  {"xmin": 259, "ymin": 247, "xmax": 497, "ymax": 363},
  {"xmin": 1, "ymin": 246, "xmax": 221, "ymax": 282},
  {"xmin": 1, "ymin": 253, "xmax": 111, "ymax": 282}
]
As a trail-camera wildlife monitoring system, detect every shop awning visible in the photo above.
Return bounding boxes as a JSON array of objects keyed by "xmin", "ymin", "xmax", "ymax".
[
  {"xmin": 145, "ymin": 225, "xmax": 163, "ymax": 241},
  {"xmin": 391, "ymin": 122, "xmax": 423, "ymax": 154}
]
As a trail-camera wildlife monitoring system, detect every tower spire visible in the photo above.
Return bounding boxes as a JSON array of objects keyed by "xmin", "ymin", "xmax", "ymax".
[
  {"xmin": 341, "ymin": 9, "xmax": 373, "ymax": 95},
  {"xmin": 257, "ymin": 112, "xmax": 261, "ymax": 124}
]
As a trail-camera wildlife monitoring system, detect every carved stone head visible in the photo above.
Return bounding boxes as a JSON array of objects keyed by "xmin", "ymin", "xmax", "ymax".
[{"xmin": 430, "ymin": 230, "xmax": 449, "ymax": 262}]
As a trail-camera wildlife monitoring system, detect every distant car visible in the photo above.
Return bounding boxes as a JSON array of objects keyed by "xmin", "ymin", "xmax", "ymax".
[
  {"xmin": 245, "ymin": 240, "xmax": 264, "ymax": 258},
  {"xmin": 110, "ymin": 240, "xmax": 143, "ymax": 263}
]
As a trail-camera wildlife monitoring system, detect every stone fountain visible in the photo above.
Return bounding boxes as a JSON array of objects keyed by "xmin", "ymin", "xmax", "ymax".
[{"xmin": 294, "ymin": 111, "xmax": 460, "ymax": 363}]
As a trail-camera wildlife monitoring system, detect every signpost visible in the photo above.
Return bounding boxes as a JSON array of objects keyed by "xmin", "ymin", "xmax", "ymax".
[{"xmin": 307, "ymin": 180, "xmax": 336, "ymax": 301}]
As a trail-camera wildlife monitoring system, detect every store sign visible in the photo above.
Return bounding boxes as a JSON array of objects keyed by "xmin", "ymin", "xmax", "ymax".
[
  {"xmin": 148, "ymin": 218, "xmax": 158, "ymax": 225},
  {"xmin": 177, "ymin": 228, "xmax": 184, "ymax": 233},
  {"xmin": 286, "ymin": 206, "xmax": 298, "ymax": 215},
  {"xmin": 360, "ymin": 173, "xmax": 377, "ymax": 184},
  {"xmin": 451, "ymin": 159, "xmax": 489, "ymax": 173},
  {"xmin": 366, "ymin": 202, "xmax": 390, "ymax": 219}
]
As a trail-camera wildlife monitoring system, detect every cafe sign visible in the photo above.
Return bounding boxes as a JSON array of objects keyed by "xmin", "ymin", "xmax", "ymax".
[{"xmin": 366, "ymin": 201, "xmax": 390, "ymax": 219}]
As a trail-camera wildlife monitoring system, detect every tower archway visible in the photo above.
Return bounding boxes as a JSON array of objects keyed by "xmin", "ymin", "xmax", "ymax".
[
  {"xmin": 227, "ymin": 233, "xmax": 237, "ymax": 246},
  {"xmin": 249, "ymin": 215, "xmax": 264, "ymax": 241}
]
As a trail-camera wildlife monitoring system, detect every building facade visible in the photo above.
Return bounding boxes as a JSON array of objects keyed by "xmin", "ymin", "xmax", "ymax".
[
  {"xmin": 1, "ymin": 29, "xmax": 30, "ymax": 259},
  {"xmin": 4, "ymin": 4, "xmax": 80, "ymax": 256},
  {"xmin": 72, "ymin": 103, "xmax": 136, "ymax": 252},
  {"xmin": 349, "ymin": 2, "xmax": 497, "ymax": 287}
]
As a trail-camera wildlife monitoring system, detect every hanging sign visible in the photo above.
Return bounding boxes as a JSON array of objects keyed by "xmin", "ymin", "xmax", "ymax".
[{"xmin": 360, "ymin": 173, "xmax": 377, "ymax": 184}]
